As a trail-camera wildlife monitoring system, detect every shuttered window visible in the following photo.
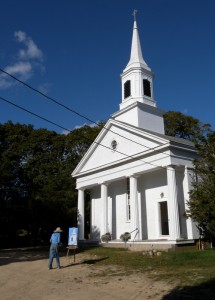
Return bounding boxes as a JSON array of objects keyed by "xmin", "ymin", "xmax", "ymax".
[
  {"xmin": 124, "ymin": 80, "xmax": 131, "ymax": 99},
  {"xmin": 143, "ymin": 79, "xmax": 151, "ymax": 97}
]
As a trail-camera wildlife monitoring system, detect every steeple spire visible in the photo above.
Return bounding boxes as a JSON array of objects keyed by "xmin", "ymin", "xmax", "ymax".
[
  {"xmin": 126, "ymin": 10, "xmax": 148, "ymax": 70},
  {"xmin": 120, "ymin": 11, "xmax": 155, "ymax": 109}
]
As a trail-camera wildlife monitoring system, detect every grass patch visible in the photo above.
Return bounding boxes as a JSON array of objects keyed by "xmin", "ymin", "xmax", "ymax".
[{"xmin": 85, "ymin": 247, "xmax": 215, "ymax": 285}]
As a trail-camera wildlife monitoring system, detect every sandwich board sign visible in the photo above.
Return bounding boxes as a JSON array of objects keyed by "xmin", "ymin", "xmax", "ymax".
[{"xmin": 68, "ymin": 227, "xmax": 78, "ymax": 246}]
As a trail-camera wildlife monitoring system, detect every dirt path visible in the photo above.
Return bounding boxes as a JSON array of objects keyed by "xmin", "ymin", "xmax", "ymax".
[{"xmin": 0, "ymin": 250, "xmax": 176, "ymax": 300}]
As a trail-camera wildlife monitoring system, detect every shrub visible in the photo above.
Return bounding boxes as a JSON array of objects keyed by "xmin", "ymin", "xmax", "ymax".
[
  {"xmin": 120, "ymin": 232, "xmax": 131, "ymax": 243},
  {"xmin": 101, "ymin": 232, "xmax": 111, "ymax": 243}
]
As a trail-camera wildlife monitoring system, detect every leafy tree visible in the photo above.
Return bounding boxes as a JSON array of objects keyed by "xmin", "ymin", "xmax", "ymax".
[
  {"xmin": 22, "ymin": 128, "xmax": 77, "ymax": 241},
  {"xmin": 186, "ymin": 132, "xmax": 215, "ymax": 239},
  {"xmin": 0, "ymin": 121, "xmax": 104, "ymax": 247},
  {"xmin": 0, "ymin": 122, "xmax": 34, "ymax": 245},
  {"xmin": 164, "ymin": 111, "xmax": 211, "ymax": 143},
  {"xmin": 65, "ymin": 122, "xmax": 105, "ymax": 158}
]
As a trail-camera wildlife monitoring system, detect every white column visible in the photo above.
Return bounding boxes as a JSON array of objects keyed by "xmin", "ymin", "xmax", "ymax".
[
  {"xmin": 77, "ymin": 189, "xmax": 85, "ymax": 240},
  {"xmin": 130, "ymin": 176, "xmax": 139, "ymax": 240},
  {"xmin": 183, "ymin": 166, "xmax": 194, "ymax": 239},
  {"xmin": 167, "ymin": 166, "xmax": 180, "ymax": 240},
  {"xmin": 137, "ymin": 191, "xmax": 142, "ymax": 239},
  {"xmin": 101, "ymin": 183, "xmax": 108, "ymax": 236}
]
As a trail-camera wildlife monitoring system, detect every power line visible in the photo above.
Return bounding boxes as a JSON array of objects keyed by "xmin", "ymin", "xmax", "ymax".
[
  {"xmin": 0, "ymin": 95, "xmax": 172, "ymax": 172},
  {"xmin": 0, "ymin": 67, "xmax": 157, "ymax": 151},
  {"xmin": 0, "ymin": 70, "xmax": 192, "ymax": 174}
]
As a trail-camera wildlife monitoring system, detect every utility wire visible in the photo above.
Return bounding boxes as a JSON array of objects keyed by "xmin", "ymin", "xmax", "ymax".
[
  {"xmin": 0, "ymin": 95, "xmax": 172, "ymax": 172},
  {"xmin": 0, "ymin": 67, "xmax": 157, "ymax": 150}
]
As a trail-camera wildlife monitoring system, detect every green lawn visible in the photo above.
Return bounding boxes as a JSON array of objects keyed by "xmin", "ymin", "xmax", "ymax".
[
  {"xmin": 83, "ymin": 247, "xmax": 215, "ymax": 285},
  {"xmin": 79, "ymin": 247, "xmax": 215, "ymax": 299}
]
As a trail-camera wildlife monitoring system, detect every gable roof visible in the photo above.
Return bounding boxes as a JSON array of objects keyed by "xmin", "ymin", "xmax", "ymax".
[
  {"xmin": 72, "ymin": 119, "xmax": 196, "ymax": 177},
  {"xmin": 119, "ymin": 120, "xmax": 195, "ymax": 147}
]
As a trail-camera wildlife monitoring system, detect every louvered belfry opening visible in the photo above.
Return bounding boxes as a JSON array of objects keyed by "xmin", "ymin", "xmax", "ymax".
[
  {"xmin": 143, "ymin": 79, "xmax": 151, "ymax": 97},
  {"xmin": 124, "ymin": 80, "xmax": 131, "ymax": 99}
]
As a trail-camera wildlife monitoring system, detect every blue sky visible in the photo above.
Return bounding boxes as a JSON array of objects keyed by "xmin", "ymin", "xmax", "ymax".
[{"xmin": 0, "ymin": 0, "xmax": 215, "ymax": 134}]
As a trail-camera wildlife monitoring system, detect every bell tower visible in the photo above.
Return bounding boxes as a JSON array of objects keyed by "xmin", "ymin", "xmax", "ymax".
[
  {"xmin": 120, "ymin": 10, "xmax": 156, "ymax": 110},
  {"xmin": 113, "ymin": 11, "xmax": 165, "ymax": 134}
]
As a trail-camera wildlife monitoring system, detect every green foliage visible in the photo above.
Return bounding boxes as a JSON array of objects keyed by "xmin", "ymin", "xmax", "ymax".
[
  {"xmin": 87, "ymin": 247, "xmax": 215, "ymax": 285},
  {"xmin": 120, "ymin": 232, "xmax": 131, "ymax": 242},
  {"xmin": 187, "ymin": 132, "xmax": 215, "ymax": 238},
  {"xmin": 101, "ymin": 232, "xmax": 111, "ymax": 242},
  {"xmin": 164, "ymin": 111, "xmax": 211, "ymax": 143},
  {"xmin": 0, "ymin": 121, "xmax": 103, "ymax": 247}
]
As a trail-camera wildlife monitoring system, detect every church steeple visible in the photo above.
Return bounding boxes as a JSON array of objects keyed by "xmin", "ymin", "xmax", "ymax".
[
  {"xmin": 125, "ymin": 12, "xmax": 148, "ymax": 70},
  {"xmin": 120, "ymin": 11, "xmax": 156, "ymax": 110},
  {"xmin": 113, "ymin": 11, "xmax": 165, "ymax": 135}
]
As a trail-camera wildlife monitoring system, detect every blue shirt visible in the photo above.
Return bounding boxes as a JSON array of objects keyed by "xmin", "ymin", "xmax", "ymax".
[{"xmin": 50, "ymin": 232, "xmax": 61, "ymax": 244}]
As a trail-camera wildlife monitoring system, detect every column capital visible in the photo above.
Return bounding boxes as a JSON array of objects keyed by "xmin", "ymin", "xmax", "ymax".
[
  {"xmin": 101, "ymin": 181, "xmax": 110, "ymax": 186},
  {"xmin": 128, "ymin": 174, "xmax": 139, "ymax": 179},
  {"xmin": 167, "ymin": 164, "xmax": 176, "ymax": 169},
  {"xmin": 184, "ymin": 166, "xmax": 194, "ymax": 172}
]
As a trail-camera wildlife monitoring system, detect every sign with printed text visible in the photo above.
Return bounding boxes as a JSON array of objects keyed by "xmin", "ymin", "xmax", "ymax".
[{"xmin": 68, "ymin": 227, "xmax": 78, "ymax": 246}]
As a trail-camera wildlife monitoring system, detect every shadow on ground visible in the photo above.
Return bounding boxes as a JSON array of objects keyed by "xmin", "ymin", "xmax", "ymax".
[
  {"xmin": 0, "ymin": 247, "xmax": 48, "ymax": 266},
  {"xmin": 62, "ymin": 256, "xmax": 109, "ymax": 269},
  {"xmin": 162, "ymin": 279, "xmax": 215, "ymax": 300},
  {"xmin": 0, "ymin": 247, "xmax": 108, "ymax": 268}
]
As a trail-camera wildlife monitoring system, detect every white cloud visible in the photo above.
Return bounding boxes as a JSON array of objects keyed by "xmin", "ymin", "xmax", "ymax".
[
  {"xmin": 61, "ymin": 129, "xmax": 71, "ymax": 135},
  {"xmin": 14, "ymin": 31, "xmax": 26, "ymax": 42},
  {"xmin": 0, "ymin": 61, "xmax": 32, "ymax": 89},
  {"xmin": 0, "ymin": 31, "xmax": 45, "ymax": 90},
  {"xmin": 74, "ymin": 122, "xmax": 98, "ymax": 129},
  {"xmin": 0, "ymin": 77, "xmax": 12, "ymax": 89},
  {"xmin": 61, "ymin": 122, "xmax": 99, "ymax": 135},
  {"xmin": 14, "ymin": 31, "xmax": 43, "ymax": 61},
  {"xmin": 5, "ymin": 61, "xmax": 32, "ymax": 79}
]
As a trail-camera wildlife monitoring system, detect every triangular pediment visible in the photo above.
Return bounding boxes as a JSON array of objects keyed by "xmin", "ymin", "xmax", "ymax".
[{"xmin": 72, "ymin": 119, "xmax": 171, "ymax": 177}]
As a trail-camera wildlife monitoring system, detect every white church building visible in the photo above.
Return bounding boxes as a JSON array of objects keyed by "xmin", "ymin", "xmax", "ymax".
[{"xmin": 72, "ymin": 16, "xmax": 199, "ymax": 249}]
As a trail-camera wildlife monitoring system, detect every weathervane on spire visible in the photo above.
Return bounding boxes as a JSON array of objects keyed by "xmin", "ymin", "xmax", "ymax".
[{"xmin": 132, "ymin": 9, "xmax": 138, "ymax": 21}]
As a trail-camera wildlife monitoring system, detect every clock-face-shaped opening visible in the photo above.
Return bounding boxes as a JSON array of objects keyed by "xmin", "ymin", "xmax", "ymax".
[{"xmin": 111, "ymin": 140, "xmax": 117, "ymax": 150}]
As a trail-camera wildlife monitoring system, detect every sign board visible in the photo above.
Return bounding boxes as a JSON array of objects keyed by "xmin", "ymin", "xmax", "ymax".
[{"xmin": 68, "ymin": 227, "xmax": 78, "ymax": 246}]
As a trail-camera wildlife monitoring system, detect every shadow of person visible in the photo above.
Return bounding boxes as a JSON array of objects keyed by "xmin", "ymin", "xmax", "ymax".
[
  {"xmin": 61, "ymin": 257, "xmax": 108, "ymax": 268},
  {"xmin": 81, "ymin": 257, "xmax": 108, "ymax": 265}
]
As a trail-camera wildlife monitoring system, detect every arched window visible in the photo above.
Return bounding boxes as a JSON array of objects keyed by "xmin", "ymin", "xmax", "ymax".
[
  {"xmin": 143, "ymin": 79, "xmax": 151, "ymax": 97},
  {"xmin": 124, "ymin": 80, "xmax": 131, "ymax": 99}
]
